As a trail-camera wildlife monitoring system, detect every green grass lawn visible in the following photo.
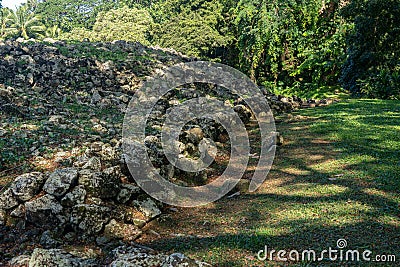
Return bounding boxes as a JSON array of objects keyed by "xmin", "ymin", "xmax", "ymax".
[{"xmin": 138, "ymin": 99, "xmax": 400, "ymax": 266}]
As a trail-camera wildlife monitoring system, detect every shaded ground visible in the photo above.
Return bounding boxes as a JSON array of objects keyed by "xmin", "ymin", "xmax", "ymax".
[{"xmin": 136, "ymin": 99, "xmax": 400, "ymax": 266}]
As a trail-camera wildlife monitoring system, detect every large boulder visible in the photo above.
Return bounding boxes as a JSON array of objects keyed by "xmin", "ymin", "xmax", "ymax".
[
  {"xmin": 78, "ymin": 166, "xmax": 121, "ymax": 198},
  {"xmin": 0, "ymin": 188, "xmax": 19, "ymax": 210},
  {"xmin": 103, "ymin": 219, "xmax": 142, "ymax": 241},
  {"xmin": 43, "ymin": 168, "xmax": 78, "ymax": 197},
  {"xmin": 110, "ymin": 246, "xmax": 210, "ymax": 267},
  {"xmin": 28, "ymin": 248, "xmax": 97, "ymax": 267},
  {"xmin": 61, "ymin": 186, "xmax": 86, "ymax": 207},
  {"xmin": 11, "ymin": 172, "xmax": 46, "ymax": 201},
  {"xmin": 70, "ymin": 204, "xmax": 110, "ymax": 235},
  {"xmin": 25, "ymin": 194, "xmax": 63, "ymax": 225}
]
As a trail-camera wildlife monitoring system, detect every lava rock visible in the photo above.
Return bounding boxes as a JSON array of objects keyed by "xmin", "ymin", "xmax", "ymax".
[
  {"xmin": 0, "ymin": 188, "xmax": 19, "ymax": 210},
  {"xmin": 70, "ymin": 204, "xmax": 110, "ymax": 235},
  {"xmin": 25, "ymin": 194, "xmax": 63, "ymax": 225},
  {"xmin": 61, "ymin": 185, "xmax": 86, "ymax": 207},
  {"xmin": 43, "ymin": 168, "xmax": 78, "ymax": 197},
  {"xmin": 28, "ymin": 248, "xmax": 97, "ymax": 267},
  {"xmin": 134, "ymin": 198, "xmax": 161, "ymax": 221},
  {"xmin": 103, "ymin": 219, "xmax": 142, "ymax": 241},
  {"xmin": 11, "ymin": 172, "xmax": 46, "ymax": 201}
]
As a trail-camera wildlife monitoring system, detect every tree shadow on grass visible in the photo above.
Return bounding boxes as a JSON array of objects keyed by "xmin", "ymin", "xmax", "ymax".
[{"xmin": 139, "ymin": 100, "xmax": 399, "ymax": 266}]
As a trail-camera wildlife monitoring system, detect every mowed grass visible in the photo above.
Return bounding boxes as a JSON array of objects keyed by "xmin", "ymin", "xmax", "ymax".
[{"xmin": 137, "ymin": 99, "xmax": 400, "ymax": 266}]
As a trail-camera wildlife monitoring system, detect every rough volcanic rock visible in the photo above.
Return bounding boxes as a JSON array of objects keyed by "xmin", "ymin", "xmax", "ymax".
[
  {"xmin": 25, "ymin": 194, "xmax": 63, "ymax": 225},
  {"xmin": 60, "ymin": 185, "xmax": 86, "ymax": 207},
  {"xmin": 0, "ymin": 188, "xmax": 19, "ymax": 210},
  {"xmin": 78, "ymin": 166, "xmax": 121, "ymax": 199},
  {"xmin": 233, "ymin": 104, "xmax": 252, "ymax": 123},
  {"xmin": 110, "ymin": 246, "xmax": 210, "ymax": 267},
  {"xmin": 8, "ymin": 255, "xmax": 31, "ymax": 266},
  {"xmin": 28, "ymin": 248, "xmax": 97, "ymax": 267},
  {"xmin": 0, "ymin": 209, "xmax": 5, "ymax": 225},
  {"xmin": 103, "ymin": 219, "xmax": 142, "ymax": 241},
  {"xmin": 11, "ymin": 172, "xmax": 46, "ymax": 201},
  {"xmin": 117, "ymin": 184, "xmax": 140, "ymax": 204},
  {"xmin": 43, "ymin": 168, "xmax": 78, "ymax": 197},
  {"xmin": 133, "ymin": 198, "xmax": 162, "ymax": 221},
  {"xmin": 70, "ymin": 204, "xmax": 110, "ymax": 235}
]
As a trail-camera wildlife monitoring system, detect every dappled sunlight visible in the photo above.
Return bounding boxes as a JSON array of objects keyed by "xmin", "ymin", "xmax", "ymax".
[
  {"xmin": 308, "ymin": 154, "xmax": 325, "ymax": 161},
  {"xmin": 274, "ymin": 183, "xmax": 348, "ymax": 197},
  {"xmin": 362, "ymin": 188, "xmax": 399, "ymax": 200},
  {"xmin": 271, "ymin": 200, "xmax": 374, "ymax": 226},
  {"xmin": 279, "ymin": 167, "xmax": 312, "ymax": 176}
]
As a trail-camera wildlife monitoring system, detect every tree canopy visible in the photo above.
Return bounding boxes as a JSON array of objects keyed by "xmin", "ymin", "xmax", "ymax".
[
  {"xmin": 62, "ymin": 6, "xmax": 153, "ymax": 44},
  {"xmin": 340, "ymin": 0, "xmax": 400, "ymax": 99}
]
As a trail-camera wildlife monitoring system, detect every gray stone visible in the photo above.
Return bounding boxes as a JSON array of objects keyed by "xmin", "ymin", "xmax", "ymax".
[
  {"xmin": 91, "ymin": 90, "xmax": 102, "ymax": 104},
  {"xmin": 117, "ymin": 189, "xmax": 131, "ymax": 204},
  {"xmin": 109, "ymin": 246, "xmax": 210, "ymax": 267},
  {"xmin": 82, "ymin": 157, "xmax": 101, "ymax": 170},
  {"xmin": 9, "ymin": 255, "xmax": 31, "ymax": 266},
  {"xmin": 48, "ymin": 115, "xmax": 65, "ymax": 124},
  {"xmin": 100, "ymin": 144, "xmax": 119, "ymax": 163},
  {"xmin": 43, "ymin": 168, "xmax": 78, "ymax": 197},
  {"xmin": 11, "ymin": 172, "xmax": 46, "ymax": 201},
  {"xmin": 117, "ymin": 184, "xmax": 140, "ymax": 204},
  {"xmin": 134, "ymin": 198, "xmax": 161, "ymax": 221},
  {"xmin": 90, "ymin": 142, "xmax": 103, "ymax": 153},
  {"xmin": 78, "ymin": 166, "xmax": 120, "ymax": 198},
  {"xmin": 10, "ymin": 204, "xmax": 25, "ymax": 218},
  {"xmin": 103, "ymin": 219, "xmax": 142, "ymax": 241},
  {"xmin": 61, "ymin": 186, "xmax": 86, "ymax": 207},
  {"xmin": 28, "ymin": 248, "xmax": 96, "ymax": 267},
  {"xmin": 0, "ymin": 127, "xmax": 6, "ymax": 137},
  {"xmin": 144, "ymin": 135, "xmax": 160, "ymax": 148},
  {"xmin": 25, "ymin": 194, "xmax": 63, "ymax": 225},
  {"xmin": 86, "ymin": 197, "xmax": 103, "ymax": 205},
  {"xmin": 0, "ymin": 187, "xmax": 19, "ymax": 210},
  {"xmin": 234, "ymin": 104, "xmax": 252, "ymax": 123},
  {"xmin": 70, "ymin": 204, "xmax": 110, "ymax": 235},
  {"xmin": 110, "ymin": 246, "xmax": 167, "ymax": 267},
  {"xmin": 185, "ymin": 127, "xmax": 204, "ymax": 144},
  {"xmin": 40, "ymin": 230, "xmax": 62, "ymax": 248},
  {"xmin": 163, "ymin": 253, "xmax": 209, "ymax": 267}
]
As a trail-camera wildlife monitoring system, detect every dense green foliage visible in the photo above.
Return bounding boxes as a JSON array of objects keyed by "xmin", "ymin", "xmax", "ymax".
[
  {"xmin": 34, "ymin": 0, "xmax": 117, "ymax": 32},
  {"xmin": 340, "ymin": 0, "xmax": 400, "ymax": 99},
  {"xmin": 234, "ymin": 0, "xmax": 348, "ymax": 92},
  {"xmin": 0, "ymin": 0, "xmax": 398, "ymax": 99},
  {"xmin": 62, "ymin": 6, "xmax": 153, "ymax": 44},
  {"xmin": 150, "ymin": 0, "xmax": 231, "ymax": 57}
]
